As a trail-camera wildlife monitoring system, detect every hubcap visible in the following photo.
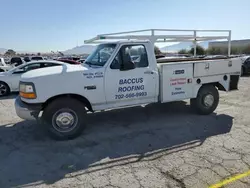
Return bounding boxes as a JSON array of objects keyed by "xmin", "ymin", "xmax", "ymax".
[
  {"xmin": 0, "ymin": 84, "xmax": 7, "ymax": 95},
  {"xmin": 203, "ymin": 94, "xmax": 214, "ymax": 107},
  {"xmin": 52, "ymin": 109, "xmax": 78, "ymax": 133}
]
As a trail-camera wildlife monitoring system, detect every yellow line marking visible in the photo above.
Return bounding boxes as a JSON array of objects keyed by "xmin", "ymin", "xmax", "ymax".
[{"xmin": 209, "ymin": 170, "xmax": 250, "ymax": 188}]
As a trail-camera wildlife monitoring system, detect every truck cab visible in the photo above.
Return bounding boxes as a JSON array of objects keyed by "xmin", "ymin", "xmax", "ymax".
[{"xmin": 83, "ymin": 41, "xmax": 159, "ymax": 110}]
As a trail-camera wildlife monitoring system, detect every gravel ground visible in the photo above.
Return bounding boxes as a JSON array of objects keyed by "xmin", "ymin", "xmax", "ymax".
[{"xmin": 0, "ymin": 77, "xmax": 250, "ymax": 188}]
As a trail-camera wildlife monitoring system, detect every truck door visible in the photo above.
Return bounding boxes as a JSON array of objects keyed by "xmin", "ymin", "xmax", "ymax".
[{"xmin": 104, "ymin": 44, "xmax": 157, "ymax": 108}]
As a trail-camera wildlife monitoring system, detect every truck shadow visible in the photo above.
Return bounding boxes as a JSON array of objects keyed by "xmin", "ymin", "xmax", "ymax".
[
  {"xmin": 0, "ymin": 101, "xmax": 233, "ymax": 187},
  {"xmin": 241, "ymin": 73, "xmax": 250, "ymax": 77},
  {"xmin": 0, "ymin": 93, "xmax": 18, "ymax": 100}
]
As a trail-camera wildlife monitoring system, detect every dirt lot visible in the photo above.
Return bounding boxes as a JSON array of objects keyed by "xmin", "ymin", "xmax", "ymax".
[{"xmin": 0, "ymin": 77, "xmax": 250, "ymax": 188}]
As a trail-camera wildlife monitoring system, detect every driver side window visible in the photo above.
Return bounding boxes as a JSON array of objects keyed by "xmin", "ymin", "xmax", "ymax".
[
  {"xmin": 110, "ymin": 44, "xmax": 148, "ymax": 70},
  {"xmin": 110, "ymin": 51, "xmax": 122, "ymax": 69}
]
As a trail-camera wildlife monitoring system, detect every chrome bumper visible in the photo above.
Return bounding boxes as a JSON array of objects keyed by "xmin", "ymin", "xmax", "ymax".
[{"xmin": 15, "ymin": 96, "xmax": 42, "ymax": 120}]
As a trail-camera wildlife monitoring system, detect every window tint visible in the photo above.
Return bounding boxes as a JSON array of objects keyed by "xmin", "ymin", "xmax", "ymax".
[
  {"xmin": 10, "ymin": 57, "xmax": 23, "ymax": 66},
  {"xmin": 110, "ymin": 52, "xmax": 122, "ymax": 69},
  {"xmin": 110, "ymin": 45, "xmax": 148, "ymax": 69},
  {"xmin": 43, "ymin": 63, "xmax": 60, "ymax": 67},
  {"xmin": 31, "ymin": 56, "xmax": 43, "ymax": 60},
  {"xmin": 23, "ymin": 64, "xmax": 41, "ymax": 72},
  {"xmin": 11, "ymin": 57, "xmax": 22, "ymax": 63},
  {"xmin": 24, "ymin": 57, "xmax": 31, "ymax": 62}
]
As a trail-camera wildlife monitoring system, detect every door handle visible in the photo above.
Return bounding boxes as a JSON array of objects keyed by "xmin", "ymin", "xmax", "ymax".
[
  {"xmin": 205, "ymin": 63, "xmax": 209, "ymax": 70},
  {"xmin": 144, "ymin": 71, "xmax": 154, "ymax": 74}
]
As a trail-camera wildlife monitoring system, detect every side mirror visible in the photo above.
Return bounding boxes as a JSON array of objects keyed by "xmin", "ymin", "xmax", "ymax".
[{"xmin": 120, "ymin": 61, "xmax": 135, "ymax": 71}]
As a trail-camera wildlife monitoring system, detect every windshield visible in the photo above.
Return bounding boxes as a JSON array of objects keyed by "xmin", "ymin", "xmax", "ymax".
[{"xmin": 85, "ymin": 44, "xmax": 116, "ymax": 67}]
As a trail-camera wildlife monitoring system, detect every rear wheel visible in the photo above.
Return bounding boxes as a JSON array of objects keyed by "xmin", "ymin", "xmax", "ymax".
[
  {"xmin": 42, "ymin": 98, "xmax": 86, "ymax": 140},
  {"xmin": 190, "ymin": 85, "xmax": 219, "ymax": 115},
  {"xmin": 0, "ymin": 81, "xmax": 10, "ymax": 97}
]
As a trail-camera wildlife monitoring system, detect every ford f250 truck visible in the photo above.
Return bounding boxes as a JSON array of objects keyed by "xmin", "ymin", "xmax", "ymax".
[{"xmin": 15, "ymin": 29, "xmax": 241, "ymax": 140}]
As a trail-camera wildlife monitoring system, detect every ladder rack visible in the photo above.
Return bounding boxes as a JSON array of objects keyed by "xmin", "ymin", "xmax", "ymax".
[{"xmin": 84, "ymin": 29, "xmax": 231, "ymax": 56}]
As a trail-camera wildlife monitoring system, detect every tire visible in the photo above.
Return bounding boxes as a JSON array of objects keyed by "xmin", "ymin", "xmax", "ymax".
[
  {"xmin": 0, "ymin": 69, "xmax": 4, "ymax": 72},
  {"xmin": 190, "ymin": 85, "xmax": 219, "ymax": 115},
  {"xmin": 0, "ymin": 81, "xmax": 10, "ymax": 97},
  {"xmin": 42, "ymin": 97, "xmax": 86, "ymax": 140}
]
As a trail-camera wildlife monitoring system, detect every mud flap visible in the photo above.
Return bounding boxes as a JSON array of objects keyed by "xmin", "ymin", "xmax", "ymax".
[{"xmin": 229, "ymin": 75, "xmax": 240, "ymax": 91}]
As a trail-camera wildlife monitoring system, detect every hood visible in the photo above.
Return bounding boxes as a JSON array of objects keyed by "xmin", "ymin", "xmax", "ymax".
[
  {"xmin": 21, "ymin": 64, "xmax": 88, "ymax": 80},
  {"xmin": 0, "ymin": 65, "xmax": 10, "ymax": 68},
  {"xmin": 0, "ymin": 72, "xmax": 8, "ymax": 76}
]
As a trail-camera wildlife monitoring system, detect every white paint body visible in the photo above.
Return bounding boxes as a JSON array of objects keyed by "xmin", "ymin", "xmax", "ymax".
[
  {"xmin": 19, "ymin": 40, "xmax": 242, "ymax": 113},
  {"xmin": 0, "ymin": 61, "xmax": 67, "ymax": 92}
]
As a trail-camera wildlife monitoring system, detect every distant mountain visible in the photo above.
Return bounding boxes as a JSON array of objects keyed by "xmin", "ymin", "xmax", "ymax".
[
  {"xmin": 0, "ymin": 48, "xmax": 34, "ymax": 54},
  {"xmin": 63, "ymin": 45, "xmax": 96, "ymax": 55},
  {"xmin": 161, "ymin": 41, "xmax": 210, "ymax": 52}
]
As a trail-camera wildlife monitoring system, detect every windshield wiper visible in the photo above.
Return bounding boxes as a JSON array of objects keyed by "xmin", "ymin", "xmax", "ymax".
[
  {"xmin": 84, "ymin": 61, "xmax": 92, "ymax": 67},
  {"xmin": 84, "ymin": 61, "xmax": 103, "ymax": 67}
]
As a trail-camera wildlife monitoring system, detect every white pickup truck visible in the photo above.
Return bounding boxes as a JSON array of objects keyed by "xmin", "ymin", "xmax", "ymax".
[{"xmin": 15, "ymin": 29, "xmax": 241, "ymax": 140}]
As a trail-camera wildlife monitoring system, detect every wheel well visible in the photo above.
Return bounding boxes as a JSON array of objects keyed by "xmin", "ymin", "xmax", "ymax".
[
  {"xmin": 0, "ymin": 69, "xmax": 4, "ymax": 72},
  {"xmin": 42, "ymin": 94, "xmax": 93, "ymax": 112},
  {"xmin": 0, "ymin": 81, "xmax": 10, "ymax": 89},
  {"xmin": 201, "ymin": 82, "xmax": 226, "ymax": 91},
  {"xmin": 212, "ymin": 82, "xmax": 226, "ymax": 91},
  {"xmin": 242, "ymin": 66, "xmax": 246, "ymax": 72}
]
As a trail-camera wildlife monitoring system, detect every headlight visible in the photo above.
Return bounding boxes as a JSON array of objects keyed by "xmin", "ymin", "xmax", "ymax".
[{"xmin": 19, "ymin": 82, "xmax": 36, "ymax": 99}]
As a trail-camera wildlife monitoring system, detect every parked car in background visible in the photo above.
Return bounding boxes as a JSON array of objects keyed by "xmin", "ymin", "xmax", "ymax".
[
  {"xmin": 71, "ymin": 57, "xmax": 80, "ymax": 61},
  {"xmin": 205, "ymin": 55, "xmax": 227, "ymax": 59},
  {"xmin": 155, "ymin": 54, "xmax": 166, "ymax": 59},
  {"xmin": 0, "ymin": 60, "xmax": 68, "ymax": 96},
  {"xmin": 241, "ymin": 56, "xmax": 250, "ymax": 75},
  {"xmin": 57, "ymin": 58, "xmax": 80, "ymax": 64},
  {"xmin": 77, "ymin": 59, "xmax": 86, "ymax": 64},
  {"xmin": 23, "ymin": 56, "xmax": 31, "ymax": 62},
  {"xmin": 31, "ymin": 56, "xmax": 44, "ymax": 61},
  {"xmin": 10, "ymin": 57, "xmax": 26, "ymax": 67},
  {"xmin": 0, "ymin": 58, "xmax": 12, "ymax": 72},
  {"xmin": 4, "ymin": 58, "xmax": 10, "ymax": 64}
]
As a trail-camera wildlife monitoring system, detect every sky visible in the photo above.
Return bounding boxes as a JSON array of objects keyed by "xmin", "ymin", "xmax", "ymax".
[{"xmin": 0, "ymin": 0, "xmax": 250, "ymax": 52}]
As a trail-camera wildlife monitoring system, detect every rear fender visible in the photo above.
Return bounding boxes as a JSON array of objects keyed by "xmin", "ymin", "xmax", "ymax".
[{"xmin": 192, "ymin": 75, "xmax": 232, "ymax": 98}]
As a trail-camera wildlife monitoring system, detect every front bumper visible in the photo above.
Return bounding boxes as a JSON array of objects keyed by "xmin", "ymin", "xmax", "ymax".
[{"xmin": 15, "ymin": 96, "xmax": 42, "ymax": 120}]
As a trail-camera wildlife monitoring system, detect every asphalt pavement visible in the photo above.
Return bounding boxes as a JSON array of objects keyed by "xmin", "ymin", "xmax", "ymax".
[{"xmin": 0, "ymin": 77, "xmax": 250, "ymax": 188}]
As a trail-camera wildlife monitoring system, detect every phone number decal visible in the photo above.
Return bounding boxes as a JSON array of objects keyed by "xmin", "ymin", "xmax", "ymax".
[{"xmin": 115, "ymin": 92, "xmax": 147, "ymax": 100}]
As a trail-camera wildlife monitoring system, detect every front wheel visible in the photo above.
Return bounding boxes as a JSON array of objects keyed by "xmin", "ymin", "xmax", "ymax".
[
  {"xmin": 0, "ymin": 81, "xmax": 10, "ymax": 97},
  {"xmin": 190, "ymin": 85, "xmax": 219, "ymax": 115},
  {"xmin": 42, "ymin": 98, "xmax": 86, "ymax": 140}
]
